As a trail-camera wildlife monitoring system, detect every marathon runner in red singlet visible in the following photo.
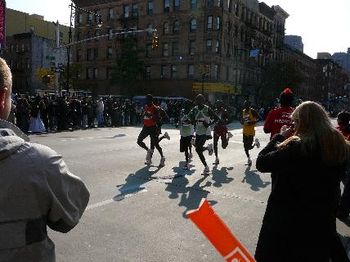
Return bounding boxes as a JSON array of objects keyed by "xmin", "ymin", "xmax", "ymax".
[
  {"xmin": 264, "ymin": 88, "xmax": 294, "ymax": 140},
  {"xmin": 137, "ymin": 94, "xmax": 165, "ymax": 167}
]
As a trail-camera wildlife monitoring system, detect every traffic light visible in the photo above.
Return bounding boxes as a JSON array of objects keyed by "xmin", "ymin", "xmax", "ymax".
[{"xmin": 152, "ymin": 33, "xmax": 159, "ymax": 49}]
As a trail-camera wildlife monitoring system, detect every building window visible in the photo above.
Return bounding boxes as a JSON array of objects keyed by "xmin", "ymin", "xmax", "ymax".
[
  {"xmin": 226, "ymin": 66, "xmax": 229, "ymax": 80},
  {"xmin": 108, "ymin": 28, "xmax": 113, "ymax": 40},
  {"xmin": 172, "ymin": 42, "xmax": 179, "ymax": 56},
  {"xmin": 147, "ymin": 0, "xmax": 154, "ymax": 15},
  {"xmin": 87, "ymin": 49, "xmax": 93, "ymax": 61},
  {"xmin": 207, "ymin": 0, "xmax": 214, "ymax": 7},
  {"xmin": 123, "ymin": 5, "xmax": 130, "ymax": 18},
  {"xmin": 215, "ymin": 40, "xmax": 220, "ymax": 53},
  {"xmin": 214, "ymin": 64, "xmax": 219, "ymax": 80},
  {"xmin": 173, "ymin": 20, "xmax": 180, "ymax": 33},
  {"xmin": 78, "ymin": 13, "xmax": 84, "ymax": 24},
  {"xmin": 206, "ymin": 39, "xmax": 212, "ymax": 52},
  {"xmin": 87, "ymin": 13, "xmax": 93, "ymax": 24},
  {"xmin": 235, "ymin": 3, "xmax": 239, "ymax": 16},
  {"xmin": 191, "ymin": 0, "xmax": 197, "ymax": 9},
  {"xmin": 146, "ymin": 44, "xmax": 152, "ymax": 57},
  {"xmin": 161, "ymin": 65, "xmax": 169, "ymax": 78},
  {"xmin": 87, "ymin": 68, "xmax": 93, "ymax": 79},
  {"xmin": 207, "ymin": 16, "xmax": 213, "ymax": 30},
  {"xmin": 76, "ymin": 49, "xmax": 82, "ymax": 62},
  {"xmin": 215, "ymin": 16, "xmax": 221, "ymax": 30},
  {"xmin": 217, "ymin": 0, "xmax": 222, "ymax": 7},
  {"xmin": 106, "ymin": 47, "xmax": 112, "ymax": 59},
  {"xmin": 190, "ymin": 18, "xmax": 197, "ymax": 32},
  {"xmin": 108, "ymin": 8, "xmax": 114, "ymax": 20},
  {"xmin": 94, "ymin": 48, "xmax": 98, "ymax": 60},
  {"xmin": 173, "ymin": 0, "xmax": 180, "ymax": 10},
  {"xmin": 162, "ymin": 43, "xmax": 169, "ymax": 56},
  {"xmin": 145, "ymin": 66, "xmax": 151, "ymax": 79},
  {"xmin": 164, "ymin": 0, "xmax": 170, "ymax": 12},
  {"xmin": 147, "ymin": 24, "xmax": 154, "ymax": 36},
  {"xmin": 132, "ymin": 4, "xmax": 138, "ymax": 17},
  {"xmin": 76, "ymin": 31, "xmax": 81, "ymax": 41},
  {"xmin": 94, "ymin": 68, "xmax": 98, "ymax": 79},
  {"xmin": 163, "ymin": 22, "xmax": 170, "ymax": 34},
  {"xmin": 188, "ymin": 64, "xmax": 194, "ymax": 79},
  {"xmin": 171, "ymin": 65, "xmax": 177, "ymax": 78},
  {"xmin": 189, "ymin": 40, "xmax": 196, "ymax": 55},
  {"xmin": 106, "ymin": 67, "xmax": 113, "ymax": 80},
  {"xmin": 228, "ymin": 0, "xmax": 232, "ymax": 12}
]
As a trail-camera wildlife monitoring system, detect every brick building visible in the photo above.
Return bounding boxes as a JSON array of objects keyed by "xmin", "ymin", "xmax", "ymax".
[
  {"xmin": 72, "ymin": 0, "xmax": 288, "ymax": 100},
  {"xmin": 3, "ymin": 32, "xmax": 67, "ymax": 94}
]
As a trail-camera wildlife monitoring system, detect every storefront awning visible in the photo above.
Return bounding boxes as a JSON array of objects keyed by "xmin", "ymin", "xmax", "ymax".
[{"xmin": 192, "ymin": 82, "xmax": 238, "ymax": 94}]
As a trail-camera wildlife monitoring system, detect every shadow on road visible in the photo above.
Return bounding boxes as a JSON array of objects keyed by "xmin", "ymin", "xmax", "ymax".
[
  {"xmin": 242, "ymin": 165, "xmax": 270, "ymax": 191},
  {"xmin": 164, "ymin": 163, "xmax": 217, "ymax": 218},
  {"xmin": 113, "ymin": 165, "xmax": 160, "ymax": 201},
  {"xmin": 211, "ymin": 166, "xmax": 234, "ymax": 188}
]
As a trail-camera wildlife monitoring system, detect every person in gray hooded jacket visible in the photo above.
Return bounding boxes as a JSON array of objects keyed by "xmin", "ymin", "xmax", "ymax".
[{"xmin": 0, "ymin": 58, "xmax": 90, "ymax": 261}]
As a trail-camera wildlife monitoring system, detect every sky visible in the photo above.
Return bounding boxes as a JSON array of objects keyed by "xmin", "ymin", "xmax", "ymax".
[{"xmin": 6, "ymin": 0, "xmax": 350, "ymax": 59}]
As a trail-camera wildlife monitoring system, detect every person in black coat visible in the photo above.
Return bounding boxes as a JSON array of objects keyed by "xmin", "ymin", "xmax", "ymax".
[{"xmin": 255, "ymin": 101, "xmax": 350, "ymax": 262}]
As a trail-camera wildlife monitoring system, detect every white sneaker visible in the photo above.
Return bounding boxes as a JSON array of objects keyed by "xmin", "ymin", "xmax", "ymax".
[
  {"xmin": 163, "ymin": 132, "xmax": 170, "ymax": 140},
  {"xmin": 202, "ymin": 166, "xmax": 210, "ymax": 175},
  {"xmin": 207, "ymin": 143, "xmax": 213, "ymax": 156},
  {"xmin": 213, "ymin": 157, "xmax": 219, "ymax": 165},
  {"xmin": 255, "ymin": 138, "xmax": 260, "ymax": 149},
  {"xmin": 159, "ymin": 157, "xmax": 165, "ymax": 167},
  {"xmin": 247, "ymin": 158, "xmax": 252, "ymax": 166},
  {"xmin": 227, "ymin": 132, "xmax": 233, "ymax": 139}
]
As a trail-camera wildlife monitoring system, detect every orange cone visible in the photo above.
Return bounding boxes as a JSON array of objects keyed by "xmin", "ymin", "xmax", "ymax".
[{"xmin": 187, "ymin": 199, "xmax": 255, "ymax": 262}]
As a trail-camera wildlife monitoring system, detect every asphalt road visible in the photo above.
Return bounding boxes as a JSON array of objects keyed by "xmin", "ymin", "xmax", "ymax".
[{"xmin": 29, "ymin": 122, "xmax": 350, "ymax": 262}]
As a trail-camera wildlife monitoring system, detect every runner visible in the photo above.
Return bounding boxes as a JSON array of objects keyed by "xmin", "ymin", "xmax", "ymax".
[
  {"xmin": 137, "ymin": 94, "xmax": 165, "ymax": 167},
  {"xmin": 188, "ymin": 94, "xmax": 219, "ymax": 175},
  {"xmin": 264, "ymin": 88, "xmax": 294, "ymax": 140},
  {"xmin": 179, "ymin": 108, "xmax": 194, "ymax": 170},
  {"xmin": 241, "ymin": 100, "xmax": 260, "ymax": 166},
  {"xmin": 213, "ymin": 100, "xmax": 232, "ymax": 165}
]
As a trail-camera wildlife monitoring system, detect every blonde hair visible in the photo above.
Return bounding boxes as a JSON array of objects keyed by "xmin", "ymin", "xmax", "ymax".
[
  {"xmin": 279, "ymin": 101, "xmax": 349, "ymax": 166},
  {"xmin": 0, "ymin": 58, "xmax": 12, "ymax": 92}
]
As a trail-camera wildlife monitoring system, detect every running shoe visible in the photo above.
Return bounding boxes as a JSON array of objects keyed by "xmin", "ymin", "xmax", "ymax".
[
  {"xmin": 145, "ymin": 149, "xmax": 153, "ymax": 165},
  {"xmin": 159, "ymin": 157, "xmax": 166, "ymax": 167},
  {"xmin": 255, "ymin": 138, "xmax": 260, "ymax": 148},
  {"xmin": 207, "ymin": 143, "xmax": 213, "ymax": 156},
  {"xmin": 183, "ymin": 162, "xmax": 189, "ymax": 170},
  {"xmin": 247, "ymin": 158, "xmax": 252, "ymax": 166},
  {"xmin": 202, "ymin": 166, "xmax": 210, "ymax": 176},
  {"xmin": 164, "ymin": 132, "xmax": 170, "ymax": 140},
  {"xmin": 213, "ymin": 157, "xmax": 219, "ymax": 165}
]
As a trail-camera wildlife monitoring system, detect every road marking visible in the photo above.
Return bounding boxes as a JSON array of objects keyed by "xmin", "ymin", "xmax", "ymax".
[{"xmin": 86, "ymin": 199, "xmax": 115, "ymax": 210}]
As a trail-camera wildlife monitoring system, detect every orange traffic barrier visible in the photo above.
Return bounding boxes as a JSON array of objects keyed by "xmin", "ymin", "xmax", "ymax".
[{"xmin": 187, "ymin": 199, "xmax": 256, "ymax": 262}]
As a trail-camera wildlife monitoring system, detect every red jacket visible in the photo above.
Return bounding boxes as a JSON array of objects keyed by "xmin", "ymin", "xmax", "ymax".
[{"xmin": 264, "ymin": 106, "xmax": 294, "ymax": 139}]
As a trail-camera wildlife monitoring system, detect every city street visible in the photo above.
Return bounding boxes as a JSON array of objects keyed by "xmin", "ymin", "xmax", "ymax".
[{"xmin": 29, "ymin": 123, "xmax": 350, "ymax": 262}]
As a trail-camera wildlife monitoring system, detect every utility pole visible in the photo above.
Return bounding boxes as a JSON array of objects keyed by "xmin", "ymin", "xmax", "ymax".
[{"xmin": 66, "ymin": 3, "xmax": 73, "ymax": 93}]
